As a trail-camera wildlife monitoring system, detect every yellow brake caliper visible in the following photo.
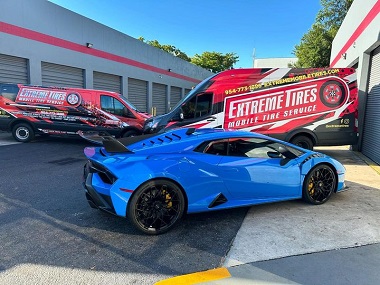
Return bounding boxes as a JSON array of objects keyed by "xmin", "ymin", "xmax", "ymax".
[
  {"xmin": 308, "ymin": 179, "xmax": 315, "ymax": 196},
  {"xmin": 162, "ymin": 189, "xmax": 172, "ymax": 208}
]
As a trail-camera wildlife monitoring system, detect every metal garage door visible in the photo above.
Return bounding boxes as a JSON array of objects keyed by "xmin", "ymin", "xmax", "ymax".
[
  {"xmin": 0, "ymin": 53, "xmax": 28, "ymax": 84},
  {"xmin": 128, "ymin": 78, "xmax": 148, "ymax": 112},
  {"xmin": 41, "ymin": 62, "xmax": 83, "ymax": 88},
  {"xmin": 170, "ymin": 86, "xmax": 181, "ymax": 110},
  {"xmin": 93, "ymin": 71, "xmax": 121, "ymax": 93},
  {"xmin": 362, "ymin": 45, "xmax": 380, "ymax": 165},
  {"xmin": 152, "ymin": 83, "xmax": 167, "ymax": 115}
]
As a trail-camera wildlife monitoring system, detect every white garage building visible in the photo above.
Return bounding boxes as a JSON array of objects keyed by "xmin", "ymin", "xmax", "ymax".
[
  {"xmin": 0, "ymin": 0, "xmax": 214, "ymax": 115},
  {"xmin": 331, "ymin": 0, "xmax": 380, "ymax": 165}
]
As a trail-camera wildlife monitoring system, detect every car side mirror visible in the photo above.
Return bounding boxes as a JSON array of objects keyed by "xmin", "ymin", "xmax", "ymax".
[
  {"xmin": 179, "ymin": 112, "xmax": 184, "ymax": 120},
  {"xmin": 267, "ymin": 151, "xmax": 282, "ymax": 159}
]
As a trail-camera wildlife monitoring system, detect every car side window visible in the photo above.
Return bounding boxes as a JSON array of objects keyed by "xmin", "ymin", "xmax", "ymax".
[
  {"xmin": 101, "ymin": 95, "xmax": 126, "ymax": 117},
  {"xmin": 182, "ymin": 93, "xmax": 213, "ymax": 120},
  {"xmin": 227, "ymin": 138, "xmax": 286, "ymax": 158},
  {"xmin": 0, "ymin": 84, "xmax": 19, "ymax": 101},
  {"xmin": 194, "ymin": 139, "xmax": 228, "ymax": 156}
]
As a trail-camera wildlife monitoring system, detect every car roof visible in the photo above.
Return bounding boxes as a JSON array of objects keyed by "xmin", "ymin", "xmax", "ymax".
[{"xmin": 119, "ymin": 128, "xmax": 275, "ymax": 153}]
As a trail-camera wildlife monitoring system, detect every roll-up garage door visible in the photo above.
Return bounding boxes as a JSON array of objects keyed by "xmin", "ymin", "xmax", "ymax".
[
  {"xmin": 41, "ymin": 62, "xmax": 83, "ymax": 88},
  {"xmin": 128, "ymin": 78, "xmax": 148, "ymax": 112},
  {"xmin": 362, "ymin": 45, "xmax": 380, "ymax": 165},
  {"xmin": 185, "ymin": 88, "xmax": 192, "ymax": 96},
  {"xmin": 93, "ymin": 71, "xmax": 121, "ymax": 94},
  {"xmin": 170, "ymin": 86, "xmax": 181, "ymax": 110},
  {"xmin": 152, "ymin": 83, "xmax": 167, "ymax": 115},
  {"xmin": 0, "ymin": 53, "xmax": 28, "ymax": 84}
]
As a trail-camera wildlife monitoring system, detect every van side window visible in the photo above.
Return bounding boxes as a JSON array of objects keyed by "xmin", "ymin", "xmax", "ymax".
[
  {"xmin": 101, "ymin": 95, "xmax": 132, "ymax": 117},
  {"xmin": 182, "ymin": 93, "xmax": 212, "ymax": 119},
  {"xmin": 0, "ymin": 84, "xmax": 19, "ymax": 102}
]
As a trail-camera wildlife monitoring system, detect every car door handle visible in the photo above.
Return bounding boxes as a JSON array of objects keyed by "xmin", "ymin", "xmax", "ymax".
[{"xmin": 207, "ymin": 116, "xmax": 216, "ymax": 122}]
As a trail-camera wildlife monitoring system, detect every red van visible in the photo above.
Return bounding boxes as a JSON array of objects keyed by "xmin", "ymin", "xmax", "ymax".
[
  {"xmin": 143, "ymin": 68, "xmax": 358, "ymax": 149},
  {"xmin": 0, "ymin": 84, "xmax": 151, "ymax": 142}
]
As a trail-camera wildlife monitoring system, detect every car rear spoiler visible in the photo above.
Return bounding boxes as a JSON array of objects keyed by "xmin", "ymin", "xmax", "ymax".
[{"xmin": 78, "ymin": 130, "xmax": 158, "ymax": 153}]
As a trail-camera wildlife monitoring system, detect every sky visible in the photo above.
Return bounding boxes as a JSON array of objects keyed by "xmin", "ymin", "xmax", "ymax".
[{"xmin": 48, "ymin": 0, "xmax": 322, "ymax": 68}]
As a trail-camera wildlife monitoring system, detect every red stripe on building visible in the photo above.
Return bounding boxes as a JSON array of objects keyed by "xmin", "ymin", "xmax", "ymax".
[
  {"xmin": 330, "ymin": 1, "xmax": 380, "ymax": 67},
  {"xmin": 0, "ymin": 21, "xmax": 200, "ymax": 83}
]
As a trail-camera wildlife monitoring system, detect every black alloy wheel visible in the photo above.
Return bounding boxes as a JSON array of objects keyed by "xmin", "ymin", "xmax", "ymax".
[
  {"xmin": 128, "ymin": 179, "xmax": 185, "ymax": 235},
  {"xmin": 303, "ymin": 164, "xmax": 336, "ymax": 205}
]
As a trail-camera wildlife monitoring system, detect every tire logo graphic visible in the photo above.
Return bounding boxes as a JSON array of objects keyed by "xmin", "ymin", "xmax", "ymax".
[
  {"xmin": 320, "ymin": 80, "xmax": 346, "ymax": 107},
  {"xmin": 67, "ymin": 93, "xmax": 81, "ymax": 106}
]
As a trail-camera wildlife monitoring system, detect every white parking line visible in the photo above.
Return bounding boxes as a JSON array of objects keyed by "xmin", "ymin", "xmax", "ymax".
[{"xmin": 0, "ymin": 133, "xmax": 20, "ymax": 146}]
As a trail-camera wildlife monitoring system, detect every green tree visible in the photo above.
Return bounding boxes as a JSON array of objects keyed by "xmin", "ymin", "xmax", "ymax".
[
  {"xmin": 293, "ymin": 0, "xmax": 353, "ymax": 67},
  {"xmin": 191, "ymin": 51, "xmax": 239, "ymax": 73},
  {"xmin": 138, "ymin": 37, "xmax": 191, "ymax": 62}
]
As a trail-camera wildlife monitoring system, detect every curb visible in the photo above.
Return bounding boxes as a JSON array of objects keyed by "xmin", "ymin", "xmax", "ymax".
[
  {"xmin": 154, "ymin": 268, "xmax": 231, "ymax": 285},
  {"xmin": 353, "ymin": 151, "xmax": 380, "ymax": 175}
]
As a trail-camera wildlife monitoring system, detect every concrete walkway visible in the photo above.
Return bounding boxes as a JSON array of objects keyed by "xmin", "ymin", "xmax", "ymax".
[{"xmin": 157, "ymin": 146, "xmax": 380, "ymax": 284}]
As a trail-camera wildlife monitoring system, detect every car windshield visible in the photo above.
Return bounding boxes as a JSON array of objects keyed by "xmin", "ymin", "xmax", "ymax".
[{"xmin": 119, "ymin": 95, "xmax": 141, "ymax": 112}]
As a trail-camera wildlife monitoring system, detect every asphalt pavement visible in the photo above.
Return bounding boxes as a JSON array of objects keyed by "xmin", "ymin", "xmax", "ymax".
[{"xmin": 1, "ymin": 131, "xmax": 380, "ymax": 285}]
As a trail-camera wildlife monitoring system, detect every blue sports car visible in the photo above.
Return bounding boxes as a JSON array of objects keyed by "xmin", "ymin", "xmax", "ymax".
[{"xmin": 82, "ymin": 128, "xmax": 346, "ymax": 235}]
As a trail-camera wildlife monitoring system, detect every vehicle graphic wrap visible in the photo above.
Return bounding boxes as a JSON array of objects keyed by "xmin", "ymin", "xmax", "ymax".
[
  {"xmin": 147, "ymin": 67, "xmax": 358, "ymax": 147},
  {"xmin": 4, "ymin": 86, "xmax": 127, "ymax": 129},
  {"xmin": 223, "ymin": 76, "xmax": 350, "ymax": 131}
]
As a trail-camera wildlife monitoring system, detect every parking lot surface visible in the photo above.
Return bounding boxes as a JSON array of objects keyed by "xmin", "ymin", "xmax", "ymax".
[
  {"xmin": 1, "ymin": 132, "xmax": 380, "ymax": 284},
  {"xmin": 0, "ymin": 132, "xmax": 246, "ymax": 284}
]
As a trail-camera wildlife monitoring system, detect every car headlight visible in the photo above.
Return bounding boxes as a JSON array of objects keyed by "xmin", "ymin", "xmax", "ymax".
[{"xmin": 146, "ymin": 120, "xmax": 158, "ymax": 129}]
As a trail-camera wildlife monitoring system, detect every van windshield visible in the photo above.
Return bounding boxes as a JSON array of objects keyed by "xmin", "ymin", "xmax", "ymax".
[
  {"xmin": 170, "ymin": 73, "xmax": 217, "ymax": 112},
  {"xmin": 119, "ymin": 95, "xmax": 142, "ymax": 112}
]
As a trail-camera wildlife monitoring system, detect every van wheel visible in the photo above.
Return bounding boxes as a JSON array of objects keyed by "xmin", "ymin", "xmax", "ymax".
[
  {"xmin": 122, "ymin": 130, "xmax": 138, "ymax": 138},
  {"xmin": 12, "ymin": 123, "xmax": 35, "ymax": 142},
  {"xmin": 290, "ymin": 135, "xmax": 313, "ymax": 150}
]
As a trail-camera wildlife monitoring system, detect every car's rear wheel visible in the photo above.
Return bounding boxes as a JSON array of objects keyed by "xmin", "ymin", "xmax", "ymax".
[
  {"xmin": 303, "ymin": 164, "xmax": 336, "ymax": 205},
  {"xmin": 127, "ymin": 179, "xmax": 185, "ymax": 235}
]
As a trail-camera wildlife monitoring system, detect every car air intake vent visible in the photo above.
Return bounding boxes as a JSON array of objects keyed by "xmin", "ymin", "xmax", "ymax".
[
  {"xmin": 141, "ymin": 133, "xmax": 182, "ymax": 148},
  {"xmin": 302, "ymin": 153, "xmax": 324, "ymax": 164},
  {"xmin": 208, "ymin": 193, "xmax": 228, "ymax": 208},
  {"xmin": 86, "ymin": 160, "xmax": 117, "ymax": 184}
]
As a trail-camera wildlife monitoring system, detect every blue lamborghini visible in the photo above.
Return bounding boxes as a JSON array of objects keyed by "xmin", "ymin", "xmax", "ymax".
[{"xmin": 82, "ymin": 128, "xmax": 346, "ymax": 235}]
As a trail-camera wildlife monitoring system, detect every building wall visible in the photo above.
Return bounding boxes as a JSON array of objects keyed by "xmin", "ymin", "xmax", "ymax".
[
  {"xmin": 330, "ymin": 0, "xmax": 380, "ymax": 161},
  {"xmin": 0, "ymin": 0, "xmax": 214, "ymax": 114}
]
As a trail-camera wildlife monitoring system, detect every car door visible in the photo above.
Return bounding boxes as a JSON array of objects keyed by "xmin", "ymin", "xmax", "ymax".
[{"xmin": 218, "ymin": 137, "xmax": 302, "ymax": 200}]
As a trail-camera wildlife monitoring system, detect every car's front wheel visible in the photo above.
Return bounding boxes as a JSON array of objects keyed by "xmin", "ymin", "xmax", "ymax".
[
  {"xmin": 12, "ymin": 123, "xmax": 35, "ymax": 142},
  {"xmin": 303, "ymin": 164, "xmax": 336, "ymax": 205},
  {"xmin": 127, "ymin": 179, "xmax": 185, "ymax": 235}
]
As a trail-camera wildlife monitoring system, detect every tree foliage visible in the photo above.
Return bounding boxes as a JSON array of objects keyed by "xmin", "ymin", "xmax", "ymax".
[
  {"xmin": 191, "ymin": 52, "xmax": 239, "ymax": 73},
  {"xmin": 293, "ymin": 0, "xmax": 353, "ymax": 68},
  {"xmin": 139, "ymin": 37, "xmax": 238, "ymax": 72},
  {"xmin": 138, "ymin": 37, "xmax": 191, "ymax": 62}
]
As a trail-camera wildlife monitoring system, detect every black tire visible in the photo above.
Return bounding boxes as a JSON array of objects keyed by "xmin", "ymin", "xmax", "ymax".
[
  {"xmin": 302, "ymin": 164, "xmax": 336, "ymax": 205},
  {"xmin": 122, "ymin": 130, "xmax": 138, "ymax": 138},
  {"xmin": 127, "ymin": 179, "xmax": 185, "ymax": 235},
  {"xmin": 290, "ymin": 135, "xmax": 314, "ymax": 150},
  {"xmin": 320, "ymin": 80, "xmax": 346, "ymax": 108},
  {"xmin": 12, "ymin": 123, "xmax": 35, "ymax": 142}
]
